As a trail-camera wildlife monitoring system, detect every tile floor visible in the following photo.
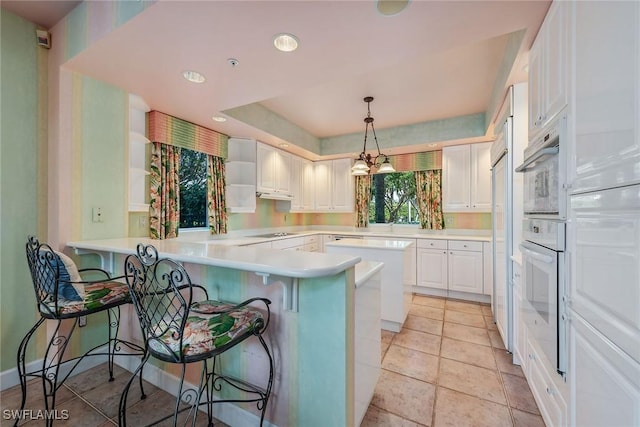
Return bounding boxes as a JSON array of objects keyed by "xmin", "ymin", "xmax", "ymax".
[
  {"xmin": 1, "ymin": 295, "xmax": 544, "ymax": 426},
  {"xmin": 361, "ymin": 295, "xmax": 545, "ymax": 427}
]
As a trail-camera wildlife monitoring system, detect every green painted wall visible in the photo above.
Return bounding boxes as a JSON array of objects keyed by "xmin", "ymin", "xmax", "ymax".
[{"xmin": 0, "ymin": 10, "xmax": 46, "ymax": 371}]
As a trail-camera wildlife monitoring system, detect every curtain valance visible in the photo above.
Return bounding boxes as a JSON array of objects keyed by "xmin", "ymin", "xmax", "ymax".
[
  {"xmin": 148, "ymin": 110, "xmax": 228, "ymax": 159},
  {"xmin": 386, "ymin": 150, "xmax": 442, "ymax": 172}
]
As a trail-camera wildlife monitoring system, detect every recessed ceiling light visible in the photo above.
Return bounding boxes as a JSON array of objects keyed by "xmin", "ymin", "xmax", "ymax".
[
  {"xmin": 182, "ymin": 70, "xmax": 205, "ymax": 83},
  {"xmin": 377, "ymin": 0, "xmax": 410, "ymax": 16},
  {"xmin": 212, "ymin": 116, "xmax": 227, "ymax": 122},
  {"xmin": 279, "ymin": 143, "xmax": 289, "ymax": 148},
  {"xmin": 273, "ymin": 33, "xmax": 299, "ymax": 52},
  {"xmin": 428, "ymin": 143, "xmax": 438, "ymax": 148}
]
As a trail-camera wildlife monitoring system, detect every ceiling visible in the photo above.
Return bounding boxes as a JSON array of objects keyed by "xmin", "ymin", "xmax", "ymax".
[{"xmin": 4, "ymin": 0, "xmax": 550, "ymax": 159}]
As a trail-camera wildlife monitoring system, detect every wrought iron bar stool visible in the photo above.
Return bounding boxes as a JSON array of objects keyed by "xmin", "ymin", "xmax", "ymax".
[
  {"xmin": 119, "ymin": 243, "xmax": 274, "ymax": 427},
  {"xmin": 16, "ymin": 236, "xmax": 146, "ymax": 426}
]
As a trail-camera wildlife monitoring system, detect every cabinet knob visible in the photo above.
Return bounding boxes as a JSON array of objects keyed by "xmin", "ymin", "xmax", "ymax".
[{"xmin": 463, "ymin": 244, "xmax": 468, "ymax": 248}]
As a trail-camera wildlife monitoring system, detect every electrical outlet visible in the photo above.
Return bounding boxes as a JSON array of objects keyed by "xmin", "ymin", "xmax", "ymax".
[
  {"xmin": 92, "ymin": 207, "xmax": 104, "ymax": 223},
  {"xmin": 79, "ymin": 316, "xmax": 87, "ymax": 327},
  {"xmin": 139, "ymin": 216, "xmax": 147, "ymax": 227}
]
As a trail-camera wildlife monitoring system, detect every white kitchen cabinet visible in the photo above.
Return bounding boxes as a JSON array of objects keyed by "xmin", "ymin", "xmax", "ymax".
[
  {"xmin": 529, "ymin": 0, "xmax": 568, "ymax": 137},
  {"xmin": 128, "ymin": 94, "xmax": 150, "ymax": 212},
  {"xmin": 313, "ymin": 158, "xmax": 354, "ymax": 212},
  {"xmin": 226, "ymin": 138, "xmax": 257, "ymax": 213},
  {"xmin": 288, "ymin": 157, "xmax": 315, "ymax": 212},
  {"xmin": 442, "ymin": 143, "xmax": 491, "ymax": 212},
  {"xmin": 416, "ymin": 239, "xmax": 486, "ymax": 298},
  {"xmin": 570, "ymin": 314, "xmax": 640, "ymax": 427},
  {"xmin": 256, "ymin": 142, "xmax": 292, "ymax": 196},
  {"xmin": 482, "ymin": 241, "xmax": 492, "ymax": 296},
  {"xmin": 416, "ymin": 239, "xmax": 448, "ymax": 290},
  {"xmin": 448, "ymin": 240, "xmax": 483, "ymax": 294},
  {"xmin": 570, "ymin": 0, "xmax": 640, "ymax": 194},
  {"xmin": 512, "ymin": 260, "xmax": 525, "ymax": 368},
  {"xmin": 527, "ymin": 336, "xmax": 569, "ymax": 427}
]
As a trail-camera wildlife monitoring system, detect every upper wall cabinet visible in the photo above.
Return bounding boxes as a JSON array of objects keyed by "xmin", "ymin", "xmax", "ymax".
[
  {"xmin": 226, "ymin": 138, "xmax": 257, "ymax": 213},
  {"xmin": 128, "ymin": 94, "xmax": 150, "ymax": 212},
  {"xmin": 288, "ymin": 156, "xmax": 316, "ymax": 212},
  {"xmin": 529, "ymin": 0, "xmax": 569, "ymax": 137},
  {"xmin": 570, "ymin": 1, "xmax": 640, "ymax": 193},
  {"xmin": 314, "ymin": 158, "xmax": 354, "ymax": 212},
  {"xmin": 442, "ymin": 142, "xmax": 492, "ymax": 212},
  {"xmin": 256, "ymin": 142, "xmax": 292, "ymax": 197}
]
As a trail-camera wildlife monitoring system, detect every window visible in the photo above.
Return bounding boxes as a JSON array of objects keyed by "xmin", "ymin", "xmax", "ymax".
[
  {"xmin": 179, "ymin": 149, "xmax": 207, "ymax": 229},
  {"xmin": 369, "ymin": 172, "xmax": 418, "ymax": 224}
]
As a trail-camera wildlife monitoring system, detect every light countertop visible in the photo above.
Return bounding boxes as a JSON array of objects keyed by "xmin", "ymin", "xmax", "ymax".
[
  {"xmin": 325, "ymin": 238, "xmax": 415, "ymax": 250},
  {"xmin": 67, "ymin": 237, "xmax": 361, "ymax": 279}
]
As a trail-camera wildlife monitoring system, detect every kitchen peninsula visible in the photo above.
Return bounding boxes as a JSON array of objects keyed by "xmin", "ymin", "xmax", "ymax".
[{"xmin": 66, "ymin": 237, "xmax": 365, "ymax": 427}]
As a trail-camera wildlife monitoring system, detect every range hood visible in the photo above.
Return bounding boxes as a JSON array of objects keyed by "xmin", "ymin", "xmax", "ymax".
[{"xmin": 256, "ymin": 191, "xmax": 293, "ymax": 201}]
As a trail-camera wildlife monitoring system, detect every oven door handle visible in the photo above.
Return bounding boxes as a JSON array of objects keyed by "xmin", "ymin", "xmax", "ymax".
[
  {"xmin": 515, "ymin": 146, "xmax": 559, "ymax": 172},
  {"xmin": 519, "ymin": 245, "xmax": 554, "ymax": 264}
]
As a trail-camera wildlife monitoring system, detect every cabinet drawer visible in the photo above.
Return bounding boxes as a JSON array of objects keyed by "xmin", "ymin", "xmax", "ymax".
[
  {"xmin": 417, "ymin": 239, "xmax": 447, "ymax": 250},
  {"xmin": 448, "ymin": 240, "xmax": 482, "ymax": 252},
  {"xmin": 527, "ymin": 340, "xmax": 567, "ymax": 427},
  {"xmin": 304, "ymin": 243, "xmax": 319, "ymax": 252},
  {"xmin": 272, "ymin": 237, "xmax": 304, "ymax": 250}
]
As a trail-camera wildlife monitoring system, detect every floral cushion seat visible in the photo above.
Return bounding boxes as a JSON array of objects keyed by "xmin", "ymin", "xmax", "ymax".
[
  {"xmin": 148, "ymin": 300, "xmax": 264, "ymax": 361},
  {"xmin": 42, "ymin": 281, "xmax": 131, "ymax": 316}
]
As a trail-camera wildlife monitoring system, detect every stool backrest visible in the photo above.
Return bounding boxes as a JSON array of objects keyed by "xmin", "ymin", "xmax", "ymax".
[
  {"xmin": 25, "ymin": 236, "xmax": 64, "ymax": 317},
  {"xmin": 124, "ymin": 244, "xmax": 196, "ymax": 361}
]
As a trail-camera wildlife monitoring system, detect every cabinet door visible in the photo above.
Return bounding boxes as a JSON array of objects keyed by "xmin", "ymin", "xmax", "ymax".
[
  {"xmin": 302, "ymin": 160, "xmax": 315, "ymax": 210},
  {"xmin": 289, "ymin": 156, "xmax": 303, "ymax": 211},
  {"xmin": 314, "ymin": 161, "xmax": 332, "ymax": 210},
  {"xmin": 442, "ymin": 145, "xmax": 471, "ymax": 211},
  {"xmin": 448, "ymin": 250, "xmax": 483, "ymax": 294},
  {"xmin": 528, "ymin": 36, "xmax": 544, "ymax": 136},
  {"xmin": 256, "ymin": 143, "xmax": 277, "ymax": 193},
  {"xmin": 331, "ymin": 158, "xmax": 354, "ymax": 212},
  {"xmin": 275, "ymin": 150, "xmax": 292, "ymax": 194},
  {"xmin": 570, "ymin": 315, "xmax": 640, "ymax": 427},
  {"xmin": 571, "ymin": 1, "xmax": 640, "ymax": 193},
  {"xmin": 543, "ymin": 0, "xmax": 568, "ymax": 123},
  {"xmin": 416, "ymin": 248, "xmax": 448, "ymax": 289},
  {"xmin": 470, "ymin": 142, "xmax": 492, "ymax": 211}
]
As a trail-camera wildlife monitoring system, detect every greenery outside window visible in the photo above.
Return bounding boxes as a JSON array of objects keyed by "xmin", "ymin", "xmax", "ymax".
[
  {"xmin": 179, "ymin": 149, "xmax": 208, "ymax": 229},
  {"xmin": 369, "ymin": 172, "xmax": 418, "ymax": 224}
]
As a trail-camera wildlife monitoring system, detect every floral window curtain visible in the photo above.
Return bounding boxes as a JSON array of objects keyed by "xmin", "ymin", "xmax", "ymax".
[
  {"xmin": 149, "ymin": 142, "xmax": 181, "ymax": 239},
  {"xmin": 414, "ymin": 170, "xmax": 445, "ymax": 230},
  {"xmin": 354, "ymin": 175, "xmax": 372, "ymax": 228},
  {"xmin": 207, "ymin": 155, "xmax": 228, "ymax": 234}
]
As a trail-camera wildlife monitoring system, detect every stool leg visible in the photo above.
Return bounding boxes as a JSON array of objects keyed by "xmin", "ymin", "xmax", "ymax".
[
  {"xmin": 118, "ymin": 349, "xmax": 150, "ymax": 427},
  {"xmin": 106, "ymin": 307, "xmax": 120, "ymax": 382},
  {"xmin": 14, "ymin": 317, "xmax": 46, "ymax": 427},
  {"xmin": 257, "ymin": 334, "xmax": 274, "ymax": 427}
]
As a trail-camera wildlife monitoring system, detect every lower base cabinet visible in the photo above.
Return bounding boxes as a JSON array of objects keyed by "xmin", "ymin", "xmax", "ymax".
[{"xmin": 570, "ymin": 313, "xmax": 640, "ymax": 427}]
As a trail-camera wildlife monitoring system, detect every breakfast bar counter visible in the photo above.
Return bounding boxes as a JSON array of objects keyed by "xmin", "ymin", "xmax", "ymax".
[{"xmin": 66, "ymin": 237, "xmax": 364, "ymax": 427}]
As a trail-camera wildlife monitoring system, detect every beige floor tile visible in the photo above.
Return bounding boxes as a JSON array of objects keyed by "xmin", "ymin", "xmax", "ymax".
[
  {"xmin": 382, "ymin": 330, "xmax": 396, "ymax": 359},
  {"xmin": 443, "ymin": 310, "xmax": 486, "ymax": 328},
  {"xmin": 1, "ymin": 379, "xmax": 77, "ymax": 426},
  {"xmin": 493, "ymin": 348, "xmax": 524, "ymax": 377},
  {"xmin": 412, "ymin": 295, "xmax": 446, "ymax": 309},
  {"xmin": 444, "ymin": 300, "xmax": 483, "ymax": 315},
  {"xmin": 37, "ymin": 396, "xmax": 111, "ymax": 426},
  {"xmin": 393, "ymin": 329, "xmax": 442, "ymax": 356},
  {"xmin": 438, "ymin": 358, "xmax": 507, "ymax": 405},
  {"xmin": 502, "ymin": 373, "xmax": 540, "ymax": 415},
  {"xmin": 512, "ymin": 408, "xmax": 546, "ymax": 427},
  {"xmin": 433, "ymin": 387, "xmax": 512, "ymax": 427},
  {"xmin": 383, "ymin": 345, "xmax": 439, "ymax": 384},
  {"xmin": 371, "ymin": 370, "xmax": 435, "ymax": 425},
  {"xmin": 484, "ymin": 316, "xmax": 498, "ymax": 330},
  {"xmin": 442, "ymin": 322, "xmax": 491, "ymax": 347},
  {"xmin": 481, "ymin": 304, "xmax": 493, "ymax": 316},
  {"xmin": 403, "ymin": 315, "xmax": 443, "ymax": 336},
  {"xmin": 488, "ymin": 330, "xmax": 507, "ymax": 349},
  {"xmin": 440, "ymin": 338, "xmax": 497, "ymax": 370},
  {"xmin": 409, "ymin": 304, "xmax": 445, "ymax": 321},
  {"xmin": 120, "ymin": 389, "xmax": 178, "ymax": 426},
  {"xmin": 361, "ymin": 405, "xmax": 423, "ymax": 427},
  {"xmin": 65, "ymin": 364, "xmax": 129, "ymax": 395}
]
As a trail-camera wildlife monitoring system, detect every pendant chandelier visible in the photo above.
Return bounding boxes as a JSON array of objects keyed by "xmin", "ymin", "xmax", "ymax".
[{"xmin": 351, "ymin": 96, "xmax": 396, "ymax": 176}]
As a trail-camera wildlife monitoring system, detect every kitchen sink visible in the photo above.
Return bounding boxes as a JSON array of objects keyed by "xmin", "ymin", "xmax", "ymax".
[{"xmin": 248, "ymin": 232, "xmax": 299, "ymax": 238}]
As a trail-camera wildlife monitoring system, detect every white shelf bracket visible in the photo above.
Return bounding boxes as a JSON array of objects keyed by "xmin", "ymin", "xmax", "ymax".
[
  {"xmin": 72, "ymin": 249, "xmax": 115, "ymax": 275},
  {"xmin": 254, "ymin": 272, "xmax": 299, "ymax": 312}
]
